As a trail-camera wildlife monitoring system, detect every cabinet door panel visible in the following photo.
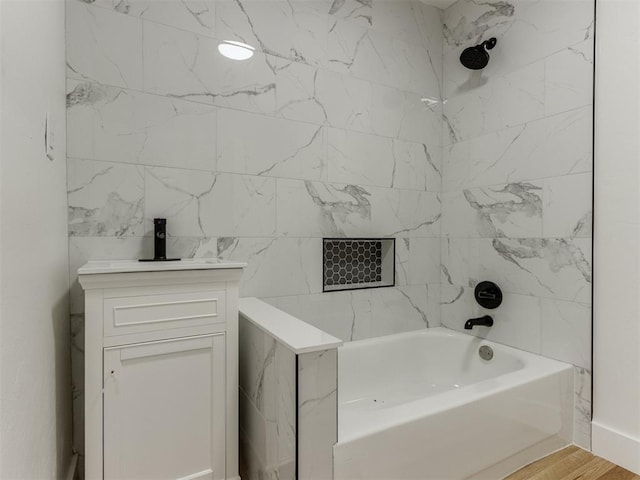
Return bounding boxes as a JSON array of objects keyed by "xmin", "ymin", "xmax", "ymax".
[{"xmin": 104, "ymin": 334, "xmax": 226, "ymax": 480}]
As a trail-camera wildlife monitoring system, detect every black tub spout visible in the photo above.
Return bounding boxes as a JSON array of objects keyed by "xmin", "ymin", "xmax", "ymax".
[{"xmin": 464, "ymin": 315, "xmax": 494, "ymax": 330}]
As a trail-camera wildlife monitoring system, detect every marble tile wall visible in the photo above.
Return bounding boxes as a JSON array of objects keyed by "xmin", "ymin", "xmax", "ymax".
[
  {"xmin": 298, "ymin": 349, "xmax": 338, "ymax": 480},
  {"xmin": 439, "ymin": 0, "xmax": 594, "ymax": 450},
  {"xmin": 66, "ymin": 0, "xmax": 595, "ymax": 465},
  {"xmin": 66, "ymin": 0, "xmax": 444, "ymax": 469},
  {"xmin": 238, "ymin": 314, "xmax": 338, "ymax": 480},
  {"xmin": 239, "ymin": 316, "xmax": 296, "ymax": 480}
]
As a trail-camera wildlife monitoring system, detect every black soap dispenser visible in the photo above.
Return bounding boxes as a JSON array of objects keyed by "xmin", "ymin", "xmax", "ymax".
[{"xmin": 139, "ymin": 218, "xmax": 180, "ymax": 262}]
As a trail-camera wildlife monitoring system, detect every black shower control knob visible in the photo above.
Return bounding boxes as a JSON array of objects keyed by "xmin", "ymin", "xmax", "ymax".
[{"xmin": 474, "ymin": 281, "xmax": 502, "ymax": 309}]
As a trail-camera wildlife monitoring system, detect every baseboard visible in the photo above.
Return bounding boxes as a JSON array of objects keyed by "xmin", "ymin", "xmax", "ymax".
[
  {"xmin": 592, "ymin": 422, "xmax": 640, "ymax": 475},
  {"xmin": 66, "ymin": 453, "xmax": 79, "ymax": 480}
]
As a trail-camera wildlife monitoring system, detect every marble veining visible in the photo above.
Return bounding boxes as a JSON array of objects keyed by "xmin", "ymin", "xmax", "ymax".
[
  {"xmin": 67, "ymin": 80, "xmax": 217, "ymax": 170},
  {"xmin": 443, "ymin": 1, "xmax": 515, "ymax": 48},
  {"xmin": 330, "ymin": 0, "xmax": 372, "ymax": 27},
  {"xmin": 490, "ymin": 238, "xmax": 591, "ymax": 297},
  {"xmin": 464, "ymin": 182, "xmax": 543, "ymax": 238},
  {"xmin": 239, "ymin": 317, "xmax": 297, "ymax": 480},
  {"xmin": 67, "ymin": 159, "xmax": 144, "ymax": 237},
  {"xmin": 574, "ymin": 367, "xmax": 592, "ymax": 450}
]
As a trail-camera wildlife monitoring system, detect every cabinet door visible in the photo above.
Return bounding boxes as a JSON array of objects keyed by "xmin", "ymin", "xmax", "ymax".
[{"xmin": 103, "ymin": 334, "xmax": 226, "ymax": 480}]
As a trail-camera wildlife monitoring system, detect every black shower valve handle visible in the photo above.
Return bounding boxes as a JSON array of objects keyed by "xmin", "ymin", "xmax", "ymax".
[{"xmin": 474, "ymin": 281, "xmax": 503, "ymax": 309}]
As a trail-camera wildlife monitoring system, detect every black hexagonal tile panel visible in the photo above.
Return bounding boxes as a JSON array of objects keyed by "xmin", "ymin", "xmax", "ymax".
[{"xmin": 323, "ymin": 239, "xmax": 383, "ymax": 290}]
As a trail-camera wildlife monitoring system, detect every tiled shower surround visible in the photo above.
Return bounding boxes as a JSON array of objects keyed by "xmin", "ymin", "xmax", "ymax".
[
  {"xmin": 439, "ymin": 0, "xmax": 594, "ymax": 449},
  {"xmin": 65, "ymin": 0, "xmax": 594, "ymax": 472}
]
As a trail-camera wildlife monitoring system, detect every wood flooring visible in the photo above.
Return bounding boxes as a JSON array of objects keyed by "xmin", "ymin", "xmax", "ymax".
[{"xmin": 505, "ymin": 446, "xmax": 640, "ymax": 480}]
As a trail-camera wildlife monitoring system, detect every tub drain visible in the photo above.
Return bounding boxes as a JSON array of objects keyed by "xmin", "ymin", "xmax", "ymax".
[{"xmin": 479, "ymin": 345, "xmax": 493, "ymax": 360}]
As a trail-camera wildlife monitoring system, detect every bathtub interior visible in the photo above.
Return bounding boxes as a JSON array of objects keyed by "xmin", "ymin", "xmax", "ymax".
[
  {"xmin": 340, "ymin": 328, "xmax": 527, "ymax": 409},
  {"xmin": 334, "ymin": 327, "xmax": 576, "ymax": 479}
]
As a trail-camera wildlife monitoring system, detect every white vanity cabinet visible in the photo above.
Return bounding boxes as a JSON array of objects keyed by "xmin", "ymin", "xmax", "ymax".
[{"xmin": 79, "ymin": 260, "xmax": 245, "ymax": 480}]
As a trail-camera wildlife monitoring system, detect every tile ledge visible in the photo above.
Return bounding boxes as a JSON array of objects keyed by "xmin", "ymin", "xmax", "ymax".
[{"xmin": 239, "ymin": 297, "xmax": 343, "ymax": 355}]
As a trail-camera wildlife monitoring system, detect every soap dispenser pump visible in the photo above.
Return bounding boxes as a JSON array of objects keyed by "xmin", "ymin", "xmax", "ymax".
[{"xmin": 139, "ymin": 218, "xmax": 180, "ymax": 262}]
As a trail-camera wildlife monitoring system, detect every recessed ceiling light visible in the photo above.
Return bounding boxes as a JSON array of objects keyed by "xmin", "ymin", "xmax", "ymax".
[{"xmin": 218, "ymin": 40, "xmax": 255, "ymax": 61}]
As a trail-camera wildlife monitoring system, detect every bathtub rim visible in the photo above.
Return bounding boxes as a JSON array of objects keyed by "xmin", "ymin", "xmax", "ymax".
[{"xmin": 338, "ymin": 326, "xmax": 574, "ymax": 443}]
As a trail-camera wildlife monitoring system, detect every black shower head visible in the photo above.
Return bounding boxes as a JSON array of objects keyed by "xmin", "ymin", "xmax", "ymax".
[{"xmin": 460, "ymin": 38, "xmax": 497, "ymax": 70}]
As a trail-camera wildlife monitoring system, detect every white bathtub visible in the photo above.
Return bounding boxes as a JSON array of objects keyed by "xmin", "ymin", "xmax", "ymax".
[{"xmin": 333, "ymin": 327, "xmax": 574, "ymax": 480}]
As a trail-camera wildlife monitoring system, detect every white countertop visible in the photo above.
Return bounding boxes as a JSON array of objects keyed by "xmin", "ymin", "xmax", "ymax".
[
  {"xmin": 239, "ymin": 297, "xmax": 343, "ymax": 355},
  {"xmin": 78, "ymin": 258, "xmax": 247, "ymax": 275}
]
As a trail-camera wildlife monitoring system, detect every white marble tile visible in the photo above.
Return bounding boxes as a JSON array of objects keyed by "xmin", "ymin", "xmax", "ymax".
[
  {"xmin": 68, "ymin": 236, "xmax": 147, "ymax": 314},
  {"xmin": 145, "ymin": 168, "xmax": 276, "ymax": 237},
  {"xmin": 274, "ymin": 59, "xmax": 327, "ymax": 125},
  {"xmin": 370, "ymin": 188, "xmax": 441, "ymax": 237},
  {"xmin": 543, "ymin": 173, "xmax": 592, "ymax": 239},
  {"xmin": 276, "ymin": 179, "xmax": 372, "ymax": 237},
  {"xmin": 412, "ymin": 1, "xmax": 445, "ymax": 63},
  {"xmin": 327, "ymin": 18, "xmax": 440, "ymax": 95},
  {"xmin": 275, "ymin": 343, "xmax": 296, "ymax": 475},
  {"xmin": 409, "ymin": 238, "xmax": 441, "ymax": 286},
  {"xmin": 239, "ymin": 388, "xmax": 269, "ymax": 471},
  {"xmin": 67, "ymin": 80, "xmax": 216, "ymax": 170},
  {"xmin": 238, "ymin": 319, "xmax": 297, "ymax": 478},
  {"xmin": 298, "ymin": 349, "xmax": 338, "ymax": 480},
  {"xmin": 85, "ymin": 0, "xmax": 216, "ymax": 37},
  {"xmin": 329, "ymin": 0, "xmax": 372, "ymax": 28},
  {"xmin": 218, "ymin": 237, "xmax": 323, "ymax": 297},
  {"xmin": 239, "ymin": 316, "xmax": 269, "ymax": 410},
  {"xmin": 541, "ymin": 299, "xmax": 591, "ymax": 369},
  {"xmin": 395, "ymin": 238, "xmax": 410, "ymax": 287},
  {"xmin": 370, "ymin": 285, "xmax": 434, "ymax": 337},
  {"xmin": 472, "ymin": 237, "xmax": 592, "ymax": 303},
  {"xmin": 163, "ymin": 236, "xmax": 219, "ymax": 259},
  {"xmin": 545, "ymin": 39, "xmax": 594, "ymax": 117},
  {"xmin": 276, "ymin": 290, "xmax": 372, "ymax": 342},
  {"xmin": 315, "ymin": 69, "xmax": 373, "ymax": 133},
  {"xmin": 371, "ymin": 85, "xmax": 443, "ymax": 147},
  {"xmin": 443, "ymin": 61, "xmax": 545, "ymax": 142},
  {"xmin": 67, "ymin": 158, "xmax": 145, "ymax": 237},
  {"xmin": 469, "ymin": 106, "xmax": 593, "ymax": 187},
  {"xmin": 67, "ymin": 1, "xmax": 143, "ymax": 89},
  {"xmin": 573, "ymin": 367, "xmax": 592, "ymax": 450},
  {"xmin": 217, "ymin": 108, "xmax": 326, "ymax": 181},
  {"xmin": 496, "ymin": 0, "xmax": 594, "ymax": 74},
  {"xmin": 443, "ymin": 0, "xmax": 593, "ymax": 99},
  {"xmin": 391, "ymin": 139, "xmax": 432, "ymax": 191},
  {"xmin": 70, "ymin": 313, "xmax": 85, "ymax": 459},
  {"xmin": 328, "ymin": 128, "xmax": 393, "ymax": 187},
  {"xmin": 473, "ymin": 292, "xmax": 542, "ymax": 355},
  {"xmin": 441, "ymin": 237, "xmax": 470, "ymax": 287},
  {"xmin": 370, "ymin": 85, "xmax": 413, "ymax": 141},
  {"xmin": 441, "ymin": 190, "xmax": 472, "ymax": 237},
  {"xmin": 423, "ymin": 143, "xmax": 443, "ymax": 194},
  {"xmin": 328, "ymin": 129, "xmax": 436, "ymax": 191},
  {"xmin": 216, "ymin": 0, "xmax": 331, "ymax": 67},
  {"xmin": 440, "ymin": 284, "xmax": 473, "ymax": 330},
  {"xmin": 464, "ymin": 181, "xmax": 543, "ymax": 238},
  {"xmin": 442, "ymin": 141, "xmax": 469, "ymax": 192},
  {"xmin": 372, "ymin": 0, "xmax": 441, "ymax": 53},
  {"xmin": 143, "ymin": 21, "xmax": 276, "ymax": 114}
]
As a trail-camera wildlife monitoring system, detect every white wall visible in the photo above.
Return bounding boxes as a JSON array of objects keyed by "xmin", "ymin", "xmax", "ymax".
[
  {"xmin": 593, "ymin": 0, "xmax": 640, "ymax": 474},
  {"xmin": 0, "ymin": 0, "xmax": 72, "ymax": 478}
]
